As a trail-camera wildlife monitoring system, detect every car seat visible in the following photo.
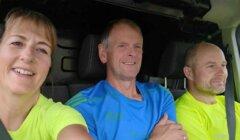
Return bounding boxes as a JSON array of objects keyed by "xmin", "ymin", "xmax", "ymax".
[
  {"xmin": 68, "ymin": 34, "xmax": 106, "ymax": 97},
  {"xmin": 41, "ymin": 29, "xmax": 82, "ymax": 103},
  {"xmin": 158, "ymin": 41, "xmax": 193, "ymax": 99}
]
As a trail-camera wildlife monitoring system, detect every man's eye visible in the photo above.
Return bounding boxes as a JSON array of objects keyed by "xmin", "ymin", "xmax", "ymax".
[
  {"xmin": 118, "ymin": 44, "xmax": 125, "ymax": 47},
  {"xmin": 11, "ymin": 42, "xmax": 23, "ymax": 47},
  {"xmin": 207, "ymin": 65, "xmax": 214, "ymax": 68},
  {"xmin": 135, "ymin": 46, "xmax": 142, "ymax": 50}
]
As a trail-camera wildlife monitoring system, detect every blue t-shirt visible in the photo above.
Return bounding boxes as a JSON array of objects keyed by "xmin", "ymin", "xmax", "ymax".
[{"xmin": 66, "ymin": 80, "xmax": 176, "ymax": 140}]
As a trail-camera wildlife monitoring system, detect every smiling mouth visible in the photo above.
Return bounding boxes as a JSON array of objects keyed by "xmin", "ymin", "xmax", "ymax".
[
  {"xmin": 213, "ymin": 81, "xmax": 225, "ymax": 86},
  {"xmin": 13, "ymin": 68, "xmax": 34, "ymax": 76},
  {"xmin": 123, "ymin": 62, "xmax": 136, "ymax": 65}
]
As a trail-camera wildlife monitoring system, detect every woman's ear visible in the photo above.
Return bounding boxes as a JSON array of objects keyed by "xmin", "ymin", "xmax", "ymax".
[
  {"xmin": 98, "ymin": 43, "xmax": 107, "ymax": 64},
  {"xmin": 183, "ymin": 66, "xmax": 193, "ymax": 81}
]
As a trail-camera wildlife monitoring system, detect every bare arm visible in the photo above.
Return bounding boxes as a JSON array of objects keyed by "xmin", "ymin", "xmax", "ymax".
[
  {"xmin": 149, "ymin": 114, "xmax": 187, "ymax": 140},
  {"xmin": 58, "ymin": 124, "xmax": 92, "ymax": 140}
]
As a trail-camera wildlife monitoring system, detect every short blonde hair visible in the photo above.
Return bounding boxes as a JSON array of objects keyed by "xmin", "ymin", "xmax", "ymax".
[{"xmin": 0, "ymin": 8, "xmax": 57, "ymax": 51}]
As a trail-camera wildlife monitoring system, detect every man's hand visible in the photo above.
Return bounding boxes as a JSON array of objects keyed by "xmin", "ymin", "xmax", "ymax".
[{"xmin": 149, "ymin": 114, "xmax": 187, "ymax": 140}]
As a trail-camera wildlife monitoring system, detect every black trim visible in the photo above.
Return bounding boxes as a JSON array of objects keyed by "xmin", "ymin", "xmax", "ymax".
[{"xmin": 0, "ymin": 119, "xmax": 12, "ymax": 140}]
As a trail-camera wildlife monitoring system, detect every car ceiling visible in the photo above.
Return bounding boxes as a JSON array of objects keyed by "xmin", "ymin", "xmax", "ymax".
[
  {"xmin": 0, "ymin": 0, "xmax": 211, "ymax": 18},
  {"xmin": 1, "ymin": 0, "xmax": 239, "ymax": 29},
  {"xmin": 204, "ymin": 0, "xmax": 240, "ymax": 29},
  {"xmin": 0, "ymin": 0, "xmax": 223, "ymax": 76}
]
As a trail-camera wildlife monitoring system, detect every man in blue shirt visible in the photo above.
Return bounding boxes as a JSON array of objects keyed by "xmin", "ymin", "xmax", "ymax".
[{"xmin": 66, "ymin": 19, "xmax": 187, "ymax": 140}]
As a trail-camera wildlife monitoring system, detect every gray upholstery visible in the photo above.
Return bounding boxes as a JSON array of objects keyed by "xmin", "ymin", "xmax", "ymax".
[
  {"xmin": 77, "ymin": 34, "xmax": 106, "ymax": 81},
  {"xmin": 69, "ymin": 34, "xmax": 106, "ymax": 97},
  {"xmin": 158, "ymin": 41, "xmax": 193, "ymax": 99},
  {"xmin": 46, "ymin": 29, "xmax": 81, "ymax": 84},
  {"xmin": 41, "ymin": 34, "xmax": 107, "ymax": 102},
  {"xmin": 158, "ymin": 41, "xmax": 193, "ymax": 79},
  {"xmin": 41, "ymin": 30, "xmax": 81, "ymax": 103},
  {"xmin": 41, "ymin": 85, "xmax": 69, "ymax": 103}
]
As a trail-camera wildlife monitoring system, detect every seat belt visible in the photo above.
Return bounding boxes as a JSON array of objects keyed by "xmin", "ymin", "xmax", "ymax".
[
  {"xmin": 0, "ymin": 119, "xmax": 12, "ymax": 140},
  {"xmin": 225, "ymin": 48, "xmax": 236, "ymax": 140}
]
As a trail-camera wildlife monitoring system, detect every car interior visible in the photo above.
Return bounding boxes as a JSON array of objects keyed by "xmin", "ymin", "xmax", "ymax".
[
  {"xmin": 0, "ymin": 0, "xmax": 232, "ymax": 103},
  {"xmin": 1, "ymin": 1, "xmax": 240, "ymax": 139}
]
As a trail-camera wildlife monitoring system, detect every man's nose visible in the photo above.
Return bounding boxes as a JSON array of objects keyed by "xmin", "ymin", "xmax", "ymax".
[
  {"xmin": 216, "ymin": 66, "xmax": 227, "ymax": 75},
  {"xmin": 127, "ymin": 46, "xmax": 137, "ymax": 56}
]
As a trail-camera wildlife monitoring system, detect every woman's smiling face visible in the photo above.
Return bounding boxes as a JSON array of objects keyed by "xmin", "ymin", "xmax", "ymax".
[{"xmin": 0, "ymin": 18, "xmax": 52, "ymax": 95}]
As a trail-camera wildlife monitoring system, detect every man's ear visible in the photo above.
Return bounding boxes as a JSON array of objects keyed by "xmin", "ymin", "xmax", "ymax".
[
  {"xmin": 98, "ymin": 43, "xmax": 107, "ymax": 64},
  {"xmin": 183, "ymin": 66, "xmax": 193, "ymax": 81}
]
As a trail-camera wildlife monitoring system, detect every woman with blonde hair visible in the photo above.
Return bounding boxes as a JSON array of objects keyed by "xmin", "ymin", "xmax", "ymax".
[{"xmin": 0, "ymin": 8, "xmax": 92, "ymax": 140}]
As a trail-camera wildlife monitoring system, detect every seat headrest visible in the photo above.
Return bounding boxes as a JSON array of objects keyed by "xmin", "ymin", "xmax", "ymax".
[
  {"xmin": 158, "ymin": 41, "xmax": 193, "ymax": 79},
  {"xmin": 45, "ymin": 29, "xmax": 81, "ymax": 85},
  {"xmin": 78, "ymin": 34, "xmax": 106, "ymax": 81}
]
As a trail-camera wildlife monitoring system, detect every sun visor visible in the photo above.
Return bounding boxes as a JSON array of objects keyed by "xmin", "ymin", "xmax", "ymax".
[{"xmin": 147, "ymin": 0, "xmax": 211, "ymax": 18}]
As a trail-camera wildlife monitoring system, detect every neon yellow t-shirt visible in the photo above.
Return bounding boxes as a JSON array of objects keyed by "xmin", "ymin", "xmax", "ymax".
[
  {"xmin": 175, "ymin": 91, "xmax": 240, "ymax": 140},
  {"xmin": 9, "ymin": 94, "xmax": 87, "ymax": 140}
]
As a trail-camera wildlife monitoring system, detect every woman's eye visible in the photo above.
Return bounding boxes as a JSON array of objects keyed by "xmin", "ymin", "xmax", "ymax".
[{"xmin": 36, "ymin": 48, "xmax": 48, "ymax": 55}]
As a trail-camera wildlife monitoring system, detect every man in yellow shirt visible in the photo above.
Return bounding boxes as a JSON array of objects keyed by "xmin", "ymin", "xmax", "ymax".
[{"xmin": 175, "ymin": 42, "xmax": 240, "ymax": 140}]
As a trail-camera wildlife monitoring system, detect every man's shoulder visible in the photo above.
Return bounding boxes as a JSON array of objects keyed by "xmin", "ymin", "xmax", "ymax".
[
  {"xmin": 137, "ymin": 82, "xmax": 172, "ymax": 98},
  {"xmin": 175, "ymin": 92, "xmax": 193, "ymax": 107},
  {"xmin": 137, "ymin": 81, "xmax": 166, "ymax": 90},
  {"xmin": 77, "ymin": 80, "xmax": 107, "ymax": 95},
  {"xmin": 66, "ymin": 80, "xmax": 106, "ymax": 107}
]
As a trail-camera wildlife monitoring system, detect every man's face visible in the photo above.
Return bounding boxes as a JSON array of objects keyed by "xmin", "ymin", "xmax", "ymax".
[
  {"xmin": 99, "ymin": 23, "xmax": 143, "ymax": 81},
  {"xmin": 190, "ymin": 45, "xmax": 228, "ymax": 95}
]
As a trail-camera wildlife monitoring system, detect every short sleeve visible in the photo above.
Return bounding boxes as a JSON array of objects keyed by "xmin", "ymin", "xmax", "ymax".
[{"xmin": 45, "ymin": 103, "xmax": 88, "ymax": 139}]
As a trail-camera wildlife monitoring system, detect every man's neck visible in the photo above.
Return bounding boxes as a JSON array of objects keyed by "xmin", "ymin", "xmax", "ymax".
[
  {"xmin": 188, "ymin": 89, "xmax": 217, "ymax": 104},
  {"xmin": 107, "ymin": 78, "xmax": 142, "ymax": 101}
]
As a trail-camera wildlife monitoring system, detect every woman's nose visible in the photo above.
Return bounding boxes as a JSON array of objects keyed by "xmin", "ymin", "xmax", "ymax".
[{"xmin": 20, "ymin": 47, "xmax": 34, "ymax": 63}]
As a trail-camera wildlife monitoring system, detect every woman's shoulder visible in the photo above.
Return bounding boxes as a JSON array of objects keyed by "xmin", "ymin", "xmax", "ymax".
[{"xmin": 32, "ymin": 95, "xmax": 82, "ymax": 121}]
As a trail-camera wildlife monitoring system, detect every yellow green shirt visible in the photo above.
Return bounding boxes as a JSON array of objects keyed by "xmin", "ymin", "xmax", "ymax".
[
  {"xmin": 175, "ymin": 91, "xmax": 240, "ymax": 140},
  {"xmin": 9, "ymin": 94, "xmax": 87, "ymax": 140}
]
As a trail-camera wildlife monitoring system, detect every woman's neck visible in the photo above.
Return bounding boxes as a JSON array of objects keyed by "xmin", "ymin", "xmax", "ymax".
[{"xmin": 0, "ymin": 91, "xmax": 39, "ymax": 131}]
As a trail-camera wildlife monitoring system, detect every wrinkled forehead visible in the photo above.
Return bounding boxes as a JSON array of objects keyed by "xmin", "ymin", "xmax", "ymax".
[
  {"xmin": 110, "ymin": 23, "xmax": 143, "ymax": 42},
  {"xmin": 195, "ymin": 44, "xmax": 226, "ymax": 64},
  {"xmin": 5, "ymin": 17, "xmax": 55, "ymax": 50}
]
